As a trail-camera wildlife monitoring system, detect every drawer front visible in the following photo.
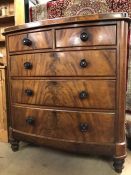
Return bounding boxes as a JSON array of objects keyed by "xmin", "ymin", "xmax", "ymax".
[
  {"xmin": 10, "ymin": 50, "xmax": 116, "ymax": 77},
  {"xmin": 12, "ymin": 106, "xmax": 115, "ymax": 143},
  {"xmin": 8, "ymin": 30, "xmax": 53, "ymax": 52},
  {"xmin": 11, "ymin": 80, "xmax": 116, "ymax": 109},
  {"xmin": 56, "ymin": 25, "xmax": 116, "ymax": 48}
]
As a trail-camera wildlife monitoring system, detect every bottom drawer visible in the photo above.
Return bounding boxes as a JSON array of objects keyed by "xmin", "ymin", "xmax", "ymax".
[{"xmin": 12, "ymin": 106, "xmax": 115, "ymax": 143}]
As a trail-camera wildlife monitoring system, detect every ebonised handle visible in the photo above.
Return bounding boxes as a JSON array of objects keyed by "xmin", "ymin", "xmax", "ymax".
[
  {"xmin": 79, "ymin": 91, "xmax": 88, "ymax": 99},
  {"xmin": 80, "ymin": 59, "xmax": 88, "ymax": 68},
  {"xmin": 79, "ymin": 123, "xmax": 88, "ymax": 132},
  {"xmin": 80, "ymin": 32, "xmax": 89, "ymax": 42},
  {"xmin": 24, "ymin": 62, "xmax": 32, "ymax": 69},
  {"xmin": 24, "ymin": 89, "xmax": 33, "ymax": 96},
  {"xmin": 22, "ymin": 38, "xmax": 32, "ymax": 46},
  {"xmin": 26, "ymin": 117, "xmax": 35, "ymax": 125}
]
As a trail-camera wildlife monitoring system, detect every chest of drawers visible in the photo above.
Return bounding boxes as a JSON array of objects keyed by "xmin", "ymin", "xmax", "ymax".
[{"xmin": 4, "ymin": 13, "xmax": 130, "ymax": 173}]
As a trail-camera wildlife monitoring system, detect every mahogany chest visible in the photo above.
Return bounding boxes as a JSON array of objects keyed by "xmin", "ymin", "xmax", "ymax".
[{"xmin": 4, "ymin": 13, "xmax": 130, "ymax": 173}]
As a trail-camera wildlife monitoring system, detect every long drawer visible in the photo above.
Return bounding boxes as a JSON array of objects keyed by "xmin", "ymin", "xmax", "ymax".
[
  {"xmin": 11, "ymin": 80, "xmax": 116, "ymax": 109},
  {"xmin": 12, "ymin": 106, "xmax": 115, "ymax": 143},
  {"xmin": 10, "ymin": 50, "xmax": 116, "ymax": 77},
  {"xmin": 56, "ymin": 25, "xmax": 116, "ymax": 48},
  {"xmin": 8, "ymin": 30, "xmax": 53, "ymax": 52}
]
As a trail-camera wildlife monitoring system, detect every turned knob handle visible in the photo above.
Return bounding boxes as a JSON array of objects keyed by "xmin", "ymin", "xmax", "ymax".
[
  {"xmin": 80, "ymin": 32, "xmax": 89, "ymax": 42},
  {"xmin": 26, "ymin": 117, "xmax": 35, "ymax": 125},
  {"xmin": 80, "ymin": 59, "xmax": 88, "ymax": 68},
  {"xmin": 24, "ymin": 89, "xmax": 33, "ymax": 96},
  {"xmin": 79, "ymin": 123, "xmax": 88, "ymax": 132},
  {"xmin": 79, "ymin": 91, "xmax": 88, "ymax": 99},
  {"xmin": 24, "ymin": 62, "xmax": 32, "ymax": 69},
  {"xmin": 22, "ymin": 38, "xmax": 32, "ymax": 46}
]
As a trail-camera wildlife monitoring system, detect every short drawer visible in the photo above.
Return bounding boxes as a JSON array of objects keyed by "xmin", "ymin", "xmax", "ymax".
[
  {"xmin": 12, "ymin": 106, "xmax": 115, "ymax": 143},
  {"xmin": 11, "ymin": 80, "xmax": 116, "ymax": 109},
  {"xmin": 10, "ymin": 50, "xmax": 116, "ymax": 77},
  {"xmin": 8, "ymin": 30, "xmax": 53, "ymax": 52},
  {"xmin": 56, "ymin": 25, "xmax": 116, "ymax": 48}
]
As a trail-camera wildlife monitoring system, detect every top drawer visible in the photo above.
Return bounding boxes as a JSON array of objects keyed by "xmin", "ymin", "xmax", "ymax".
[
  {"xmin": 56, "ymin": 25, "xmax": 116, "ymax": 48},
  {"xmin": 8, "ymin": 30, "xmax": 53, "ymax": 52}
]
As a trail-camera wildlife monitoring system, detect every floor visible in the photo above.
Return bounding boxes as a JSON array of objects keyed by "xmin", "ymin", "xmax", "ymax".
[{"xmin": 0, "ymin": 142, "xmax": 131, "ymax": 175}]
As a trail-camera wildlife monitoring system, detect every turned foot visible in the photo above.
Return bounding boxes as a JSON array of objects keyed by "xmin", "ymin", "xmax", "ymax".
[
  {"xmin": 10, "ymin": 138, "xmax": 19, "ymax": 152},
  {"xmin": 113, "ymin": 158, "xmax": 125, "ymax": 173},
  {"xmin": 9, "ymin": 127, "xmax": 19, "ymax": 152}
]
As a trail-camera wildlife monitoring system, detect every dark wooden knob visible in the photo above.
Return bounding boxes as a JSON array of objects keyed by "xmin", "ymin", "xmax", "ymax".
[
  {"xmin": 80, "ymin": 59, "xmax": 88, "ymax": 68},
  {"xmin": 26, "ymin": 117, "xmax": 35, "ymax": 125},
  {"xmin": 24, "ymin": 62, "xmax": 32, "ymax": 69},
  {"xmin": 24, "ymin": 89, "xmax": 33, "ymax": 96},
  {"xmin": 79, "ymin": 123, "xmax": 88, "ymax": 132},
  {"xmin": 22, "ymin": 38, "xmax": 32, "ymax": 46},
  {"xmin": 80, "ymin": 32, "xmax": 89, "ymax": 41},
  {"xmin": 79, "ymin": 91, "xmax": 88, "ymax": 99}
]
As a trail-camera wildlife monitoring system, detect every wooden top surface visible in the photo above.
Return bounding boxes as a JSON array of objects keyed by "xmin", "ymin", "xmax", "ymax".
[{"xmin": 4, "ymin": 12, "xmax": 130, "ymax": 34}]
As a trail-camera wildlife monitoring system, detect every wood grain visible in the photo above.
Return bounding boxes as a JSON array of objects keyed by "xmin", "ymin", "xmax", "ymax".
[
  {"xmin": 56, "ymin": 25, "xmax": 116, "ymax": 48},
  {"xmin": 11, "ymin": 79, "xmax": 116, "ymax": 109},
  {"xmin": 4, "ymin": 12, "xmax": 130, "ymax": 34},
  {"xmin": 4, "ymin": 14, "xmax": 130, "ymax": 171},
  {"xmin": 8, "ymin": 30, "xmax": 53, "ymax": 52},
  {"xmin": 10, "ymin": 50, "xmax": 116, "ymax": 77},
  {"xmin": 13, "ymin": 129, "xmax": 115, "ymax": 155},
  {"xmin": 12, "ymin": 106, "xmax": 115, "ymax": 143}
]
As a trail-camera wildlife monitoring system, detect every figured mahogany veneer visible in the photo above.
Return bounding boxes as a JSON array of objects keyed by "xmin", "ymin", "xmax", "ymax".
[
  {"xmin": 4, "ymin": 13, "xmax": 130, "ymax": 173},
  {"xmin": 56, "ymin": 25, "xmax": 116, "ymax": 48},
  {"xmin": 12, "ymin": 106, "xmax": 115, "ymax": 143},
  {"xmin": 10, "ymin": 50, "xmax": 116, "ymax": 77},
  {"xmin": 11, "ymin": 79, "xmax": 116, "ymax": 109},
  {"xmin": 8, "ymin": 30, "xmax": 53, "ymax": 52}
]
